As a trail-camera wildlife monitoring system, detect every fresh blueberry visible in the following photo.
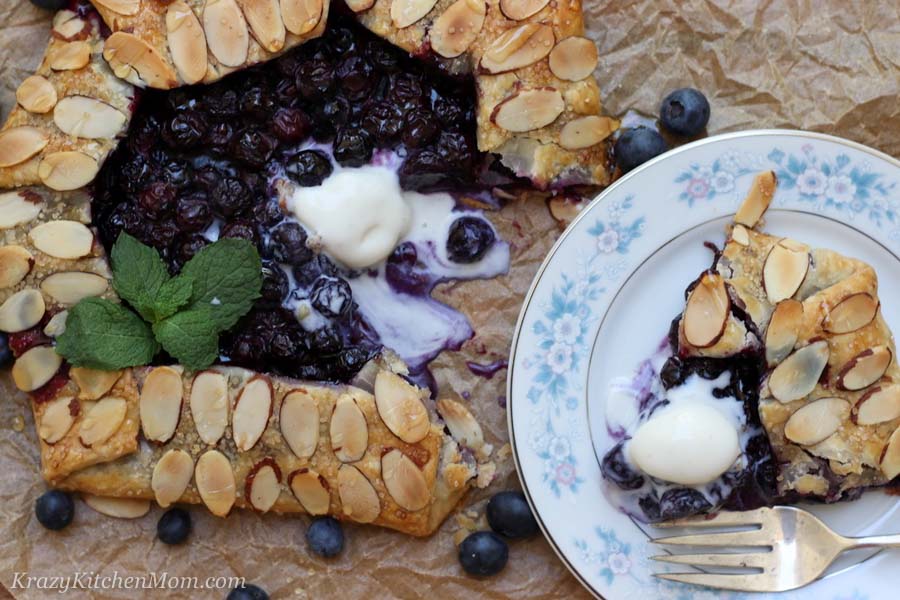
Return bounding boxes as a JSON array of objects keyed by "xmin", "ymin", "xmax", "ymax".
[
  {"xmin": 458, "ymin": 531, "xmax": 509, "ymax": 577},
  {"xmin": 306, "ymin": 517, "xmax": 344, "ymax": 558},
  {"xmin": 659, "ymin": 488, "xmax": 712, "ymax": 520},
  {"xmin": 157, "ymin": 508, "xmax": 191, "ymax": 545},
  {"xmin": 486, "ymin": 491, "xmax": 539, "ymax": 539},
  {"xmin": 0, "ymin": 333, "xmax": 12, "ymax": 368},
  {"xmin": 285, "ymin": 150, "xmax": 333, "ymax": 187},
  {"xmin": 226, "ymin": 583, "xmax": 269, "ymax": 600},
  {"xmin": 35, "ymin": 490, "xmax": 74, "ymax": 531},
  {"xmin": 660, "ymin": 88, "xmax": 710, "ymax": 137},
  {"xmin": 600, "ymin": 443, "xmax": 645, "ymax": 490},
  {"xmin": 614, "ymin": 127, "xmax": 668, "ymax": 173},
  {"xmin": 446, "ymin": 217, "xmax": 496, "ymax": 264},
  {"xmin": 311, "ymin": 276, "xmax": 352, "ymax": 318},
  {"xmin": 29, "ymin": 0, "xmax": 68, "ymax": 10}
]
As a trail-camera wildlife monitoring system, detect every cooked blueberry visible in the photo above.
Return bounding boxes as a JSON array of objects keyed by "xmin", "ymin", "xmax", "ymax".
[
  {"xmin": 208, "ymin": 122, "xmax": 235, "ymax": 151},
  {"xmin": 367, "ymin": 40, "xmax": 401, "ymax": 72},
  {"xmin": 162, "ymin": 159, "xmax": 193, "ymax": 189},
  {"xmin": 138, "ymin": 181, "xmax": 176, "ymax": 220},
  {"xmin": 458, "ymin": 531, "xmax": 508, "ymax": 577},
  {"xmin": 0, "ymin": 334, "xmax": 12, "ymax": 367},
  {"xmin": 270, "ymin": 222, "xmax": 312, "ymax": 265},
  {"xmin": 362, "ymin": 103, "xmax": 403, "ymax": 144},
  {"xmin": 177, "ymin": 235, "xmax": 210, "ymax": 263},
  {"xmin": 285, "ymin": 150, "xmax": 333, "ymax": 187},
  {"xmin": 401, "ymin": 109, "xmax": 439, "ymax": 148},
  {"xmin": 175, "ymin": 194, "xmax": 213, "ymax": 233},
  {"xmin": 260, "ymin": 261, "xmax": 288, "ymax": 303},
  {"xmin": 659, "ymin": 488, "xmax": 712, "ymax": 520},
  {"xmin": 233, "ymin": 129, "xmax": 276, "ymax": 167},
  {"xmin": 327, "ymin": 27, "xmax": 357, "ymax": 56},
  {"xmin": 659, "ymin": 356, "xmax": 686, "ymax": 389},
  {"xmin": 311, "ymin": 326, "xmax": 341, "ymax": 354},
  {"xmin": 660, "ymin": 88, "xmax": 710, "ymax": 137},
  {"xmin": 240, "ymin": 87, "xmax": 274, "ymax": 118},
  {"xmin": 226, "ymin": 583, "xmax": 269, "ymax": 600},
  {"xmin": 306, "ymin": 517, "xmax": 344, "ymax": 558},
  {"xmin": 212, "ymin": 178, "xmax": 252, "ymax": 218},
  {"xmin": 667, "ymin": 315, "xmax": 681, "ymax": 351},
  {"xmin": 446, "ymin": 216, "xmax": 495, "ymax": 264},
  {"xmin": 337, "ymin": 55, "xmax": 375, "ymax": 99},
  {"xmin": 333, "ymin": 129, "xmax": 373, "ymax": 167},
  {"xmin": 601, "ymin": 443, "xmax": 645, "ymax": 490},
  {"xmin": 220, "ymin": 220, "xmax": 258, "ymax": 244},
  {"xmin": 385, "ymin": 242, "xmax": 431, "ymax": 295},
  {"xmin": 29, "ymin": 0, "xmax": 68, "ymax": 10},
  {"xmin": 690, "ymin": 358, "xmax": 727, "ymax": 380},
  {"xmin": 228, "ymin": 333, "xmax": 268, "ymax": 364},
  {"xmin": 162, "ymin": 112, "xmax": 207, "ymax": 149},
  {"xmin": 35, "ymin": 490, "xmax": 74, "ymax": 531},
  {"xmin": 486, "ymin": 491, "xmax": 539, "ymax": 539},
  {"xmin": 271, "ymin": 107, "xmax": 310, "ymax": 142},
  {"xmin": 296, "ymin": 59, "xmax": 334, "ymax": 98},
  {"xmin": 320, "ymin": 96, "xmax": 351, "ymax": 127},
  {"xmin": 157, "ymin": 508, "xmax": 191, "ymax": 545},
  {"xmin": 206, "ymin": 88, "xmax": 239, "ymax": 117},
  {"xmin": 614, "ymin": 127, "xmax": 667, "ymax": 173},
  {"xmin": 638, "ymin": 494, "xmax": 661, "ymax": 521},
  {"xmin": 311, "ymin": 276, "xmax": 352, "ymax": 317},
  {"xmin": 252, "ymin": 200, "xmax": 285, "ymax": 228}
]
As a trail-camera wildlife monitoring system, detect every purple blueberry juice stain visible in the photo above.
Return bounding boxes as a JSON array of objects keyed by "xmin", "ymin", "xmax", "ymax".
[{"xmin": 466, "ymin": 359, "xmax": 509, "ymax": 379}]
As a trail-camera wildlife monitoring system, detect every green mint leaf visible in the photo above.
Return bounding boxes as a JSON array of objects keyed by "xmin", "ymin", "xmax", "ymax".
[
  {"xmin": 145, "ymin": 275, "xmax": 194, "ymax": 322},
  {"xmin": 179, "ymin": 238, "xmax": 262, "ymax": 332},
  {"xmin": 153, "ymin": 308, "xmax": 220, "ymax": 371},
  {"xmin": 110, "ymin": 232, "xmax": 171, "ymax": 322},
  {"xmin": 56, "ymin": 298, "xmax": 160, "ymax": 370}
]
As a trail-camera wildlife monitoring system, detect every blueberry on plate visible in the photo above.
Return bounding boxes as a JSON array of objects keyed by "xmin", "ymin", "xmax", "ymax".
[
  {"xmin": 614, "ymin": 127, "xmax": 668, "ymax": 174},
  {"xmin": 29, "ymin": 0, "xmax": 68, "ymax": 9},
  {"xmin": 306, "ymin": 517, "xmax": 344, "ymax": 558},
  {"xmin": 226, "ymin": 583, "xmax": 268, "ymax": 600},
  {"xmin": 660, "ymin": 88, "xmax": 710, "ymax": 137},
  {"xmin": 458, "ymin": 531, "xmax": 509, "ymax": 577},
  {"xmin": 600, "ymin": 443, "xmax": 645, "ymax": 491},
  {"xmin": 0, "ymin": 333, "xmax": 12, "ymax": 368},
  {"xmin": 35, "ymin": 490, "xmax": 74, "ymax": 531},
  {"xmin": 658, "ymin": 488, "xmax": 712, "ymax": 520},
  {"xmin": 157, "ymin": 508, "xmax": 191, "ymax": 545},
  {"xmin": 486, "ymin": 491, "xmax": 539, "ymax": 539},
  {"xmin": 446, "ymin": 216, "xmax": 496, "ymax": 264}
]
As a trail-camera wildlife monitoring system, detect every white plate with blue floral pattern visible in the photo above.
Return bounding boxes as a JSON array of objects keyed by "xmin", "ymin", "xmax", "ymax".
[{"xmin": 507, "ymin": 130, "xmax": 900, "ymax": 600}]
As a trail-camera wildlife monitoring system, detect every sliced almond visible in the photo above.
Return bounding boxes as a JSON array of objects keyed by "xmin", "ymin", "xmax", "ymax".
[
  {"xmin": 374, "ymin": 371, "xmax": 430, "ymax": 444},
  {"xmin": 762, "ymin": 240, "xmax": 809, "ymax": 303},
  {"xmin": 768, "ymin": 340, "xmax": 830, "ymax": 403},
  {"xmin": 0, "ymin": 191, "xmax": 43, "ymax": 229},
  {"xmin": 765, "ymin": 299, "xmax": 803, "ymax": 366},
  {"xmin": 559, "ymin": 115, "xmax": 617, "ymax": 150},
  {"xmin": 344, "ymin": 0, "xmax": 375, "ymax": 11},
  {"xmin": 166, "ymin": 1, "xmax": 209, "ymax": 85},
  {"xmin": 78, "ymin": 396, "xmax": 127, "ymax": 446},
  {"xmin": 53, "ymin": 96, "xmax": 128, "ymax": 140},
  {"xmin": 13, "ymin": 346, "xmax": 62, "ymax": 392},
  {"xmin": 838, "ymin": 346, "xmax": 893, "ymax": 391},
  {"xmin": 682, "ymin": 272, "xmax": 730, "ymax": 348},
  {"xmin": 38, "ymin": 152, "xmax": 100, "ymax": 191},
  {"xmin": 29, "ymin": 220, "xmax": 94, "ymax": 259},
  {"xmin": 499, "ymin": 0, "xmax": 549, "ymax": 20},
  {"xmin": 549, "ymin": 37, "xmax": 598, "ymax": 82},
  {"xmin": 190, "ymin": 370, "xmax": 229, "ymax": 445},
  {"xmin": 38, "ymin": 395, "xmax": 77, "ymax": 444},
  {"xmin": 880, "ymin": 427, "xmax": 900, "ymax": 480},
  {"xmin": 0, "ymin": 246, "xmax": 34, "ymax": 288},
  {"xmin": 233, "ymin": 376, "xmax": 273, "ymax": 451},
  {"xmin": 288, "ymin": 468, "xmax": 330, "ymax": 515},
  {"xmin": 731, "ymin": 224, "xmax": 751, "ymax": 246},
  {"xmin": 237, "ymin": 0, "xmax": 286, "ymax": 52},
  {"xmin": 382, "ymin": 449, "xmax": 430, "ymax": 511},
  {"xmin": 203, "ymin": 0, "xmax": 250, "ymax": 68},
  {"xmin": 734, "ymin": 171, "xmax": 777, "ymax": 227},
  {"xmin": 41, "ymin": 272, "xmax": 108, "ymax": 305},
  {"xmin": 337, "ymin": 464, "xmax": 380, "ymax": 523},
  {"xmin": 280, "ymin": 0, "xmax": 324, "ymax": 35},
  {"xmin": 140, "ymin": 366, "xmax": 184, "ymax": 444},
  {"xmin": 103, "ymin": 32, "xmax": 178, "ymax": 89},
  {"xmin": 16, "ymin": 76, "xmax": 58, "ymax": 114},
  {"xmin": 92, "ymin": 0, "xmax": 141, "ymax": 16},
  {"xmin": 246, "ymin": 458, "xmax": 282, "ymax": 513},
  {"xmin": 280, "ymin": 389, "xmax": 319, "ymax": 458},
  {"xmin": 491, "ymin": 88, "xmax": 565, "ymax": 133},
  {"xmin": 429, "ymin": 0, "xmax": 486, "ymax": 58},
  {"xmin": 823, "ymin": 293, "xmax": 879, "ymax": 335},
  {"xmin": 784, "ymin": 397, "xmax": 849, "ymax": 446},
  {"xmin": 548, "ymin": 196, "xmax": 586, "ymax": 225},
  {"xmin": 0, "ymin": 126, "xmax": 49, "ymax": 167},
  {"xmin": 52, "ymin": 11, "xmax": 88, "ymax": 40},
  {"xmin": 392, "ymin": 0, "xmax": 438, "ymax": 27},
  {"xmin": 43, "ymin": 310, "xmax": 68, "ymax": 338},
  {"xmin": 330, "ymin": 394, "xmax": 368, "ymax": 462},
  {"xmin": 195, "ymin": 449, "xmax": 235, "ymax": 517},
  {"xmin": 71, "ymin": 367, "xmax": 121, "ymax": 400},
  {"xmin": 436, "ymin": 398, "xmax": 484, "ymax": 451},
  {"xmin": 48, "ymin": 41, "xmax": 91, "ymax": 71},
  {"xmin": 83, "ymin": 495, "xmax": 150, "ymax": 519},
  {"xmin": 481, "ymin": 23, "xmax": 553, "ymax": 74},
  {"xmin": 0, "ymin": 289, "xmax": 46, "ymax": 333},
  {"xmin": 854, "ymin": 385, "xmax": 900, "ymax": 425},
  {"xmin": 152, "ymin": 449, "xmax": 194, "ymax": 508}
]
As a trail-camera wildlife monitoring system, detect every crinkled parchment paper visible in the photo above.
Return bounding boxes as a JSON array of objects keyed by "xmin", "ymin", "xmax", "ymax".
[{"xmin": 0, "ymin": 1, "xmax": 897, "ymax": 598}]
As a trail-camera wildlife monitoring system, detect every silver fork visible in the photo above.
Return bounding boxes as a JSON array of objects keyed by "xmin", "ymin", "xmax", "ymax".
[{"xmin": 651, "ymin": 506, "xmax": 900, "ymax": 592}]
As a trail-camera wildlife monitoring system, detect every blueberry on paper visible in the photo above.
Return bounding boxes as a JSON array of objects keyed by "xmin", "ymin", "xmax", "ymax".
[
  {"xmin": 614, "ymin": 127, "xmax": 668, "ymax": 173},
  {"xmin": 446, "ymin": 217, "xmax": 496, "ymax": 264},
  {"xmin": 486, "ymin": 491, "xmax": 539, "ymax": 539},
  {"xmin": 29, "ymin": 0, "xmax": 68, "ymax": 10},
  {"xmin": 660, "ymin": 88, "xmax": 710, "ymax": 137},
  {"xmin": 35, "ymin": 490, "xmax": 74, "ymax": 531},
  {"xmin": 157, "ymin": 508, "xmax": 192, "ymax": 545},
  {"xmin": 226, "ymin": 583, "xmax": 268, "ymax": 600},
  {"xmin": 0, "ymin": 333, "xmax": 12, "ymax": 367},
  {"xmin": 458, "ymin": 531, "xmax": 509, "ymax": 577},
  {"xmin": 306, "ymin": 517, "xmax": 345, "ymax": 558}
]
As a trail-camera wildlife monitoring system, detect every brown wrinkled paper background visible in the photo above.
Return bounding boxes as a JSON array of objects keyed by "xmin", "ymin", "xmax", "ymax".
[{"xmin": 0, "ymin": 1, "xmax": 898, "ymax": 598}]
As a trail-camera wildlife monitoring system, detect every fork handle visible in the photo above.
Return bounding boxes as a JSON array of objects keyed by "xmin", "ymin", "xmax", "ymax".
[{"xmin": 844, "ymin": 534, "xmax": 900, "ymax": 550}]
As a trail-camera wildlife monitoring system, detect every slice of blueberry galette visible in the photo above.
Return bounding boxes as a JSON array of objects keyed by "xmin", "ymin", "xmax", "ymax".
[
  {"xmin": 602, "ymin": 171, "xmax": 900, "ymax": 523},
  {"xmin": 0, "ymin": 1, "xmax": 614, "ymax": 535}
]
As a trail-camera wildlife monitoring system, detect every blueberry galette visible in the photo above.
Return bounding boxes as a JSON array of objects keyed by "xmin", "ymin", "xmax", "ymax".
[
  {"xmin": 0, "ymin": 0, "xmax": 613, "ymax": 535},
  {"xmin": 602, "ymin": 171, "xmax": 900, "ymax": 522}
]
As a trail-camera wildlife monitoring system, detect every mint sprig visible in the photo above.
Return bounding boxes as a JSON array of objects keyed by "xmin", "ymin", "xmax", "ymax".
[{"xmin": 57, "ymin": 233, "xmax": 262, "ymax": 371}]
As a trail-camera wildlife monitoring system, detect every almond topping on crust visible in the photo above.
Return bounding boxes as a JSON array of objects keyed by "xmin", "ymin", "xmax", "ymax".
[
  {"xmin": 280, "ymin": 0, "xmax": 324, "ymax": 35},
  {"xmin": 140, "ymin": 366, "xmax": 184, "ymax": 444},
  {"xmin": 549, "ymin": 37, "xmax": 598, "ymax": 82},
  {"xmin": 195, "ymin": 449, "xmax": 236, "ymax": 517},
  {"xmin": 152, "ymin": 449, "xmax": 194, "ymax": 507},
  {"xmin": 233, "ymin": 375, "xmax": 273, "ymax": 451},
  {"xmin": 880, "ymin": 427, "xmax": 900, "ymax": 480},
  {"xmin": 344, "ymin": 0, "xmax": 375, "ymax": 12},
  {"xmin": 436, "ymin": 398, "xmax": 484, "ymax": 452},
  {"xmin": 0, "ymin": 246, "xmax": 34, "ymax": 289},
  {"xmin": 337, "ymin": 464, "xmax": 380, "ymax": 523},
  {"xmin": 374, "ymin": 371, "xmax": 430, "ymax": 444},
  {"xmin": 682, "ymin": 272, "xmax": 730, "ymax": 348},
  {"xmin": 43, "ymin": 310, "xmax": 68, "ymax": 337},
  {"xmin": 784, "ymin": 397, "xmax": 849, "ymax": 446},
  {"xmin": 37, "ymin": 152, "xmax": 100, "ymax": 191},
  {"xmin": 189, "ymin": 370, "xmax": 229, "ymax": 445},
  {"xmin": 92, "ymin": 0, "xmax": 141, "ymax": 16},
  {"xmin": 430, "ymin": 0, "xmax": 486, "ymax": 58},
  {"xmin": 38, "ymin": 395, "xmax": 77, "ymax": 444},
  {"xmin": 13, "ymin": 346, "xmax": 61, "ymax": 392},
  {"xmin": 559, "ymin": 115, "xmax": 617, "ymax": 150},
  {"xmin": 16, "ymin": 76, "xmax": 58, "ymax": 114},
  {"xmin": 280, "ymin": 389, "xmax": 319, "ymax": 459},
  {"xmin": 838, "ymin": 346, "xmax": 893, "ymax": 391},
  {"xmin": 734, "ymin": 171, "xmax": 777, "ymax": 228},
  {"xmin": 48, "ymin": 41, "xmax": 91, "ymax": 71},
  {"xmin": 491, "ymin": 88, "xmax": 565, "ymax": 133},
  {"xmin": 481, "ymin": 23, "xmax": 554, "ymax": 74},
  {"xmin": 382, "ymin": 449, "xmax": 430, "ymax": 511},
  {"xmin": 853, "ymin": 385, "xmax": 900, "ymax": 426},
  {"xmin": 53, "ymin": 96, "xmax": 128, "ymax": 139},
  {"xmin": 246, "ymin": 458, "xmax": 282, "ymax": 512},
  {"xmin": 83, "ymin": 495, "xmax": 151, "ymax": 519},
  {"xmin": 330, "ymin": 393, "xmax": 368, "ymax": 462},
  {"xmin": 392, "ymin": 0, "xmax": 438, "ymax": 28},
  {"xmin": 823, "ymin": 293, "xmax": 879, "ymax": 335},
  {"xmin": 29, "ymin": 220, "xmax": 94, "ymax": 259},
  {"xmin": 289, "ymin": 468, "xmax": 330, "ymax": 515},
  {"xmin": 166, "ymin": 1, "xmax": 209, "ymax": 85},
  {"xmin": 499, "ymin": 0, "xmax": 549, "ymax": 20},
  {"xmin": 238, "ymin": 0, "xmax": 286, "ymax": 52},
  {"xmin": 0, "ymin": 191, "xmax": 43, "ymax": 229},
  {"xmin": 765, "ymin": 299, "xmax": 803, "ymax": 366},
  {"xmin": 71, "ymin": 367, "xmax": 121, "ymax": 400},
  {"xmin": 78, "ymin": 396, "xmax": 127, "ymax": 447},
  {"xmin": 762, "ymin": 240, "xmax": 809, "ymax": 303},
  {"xmin": 103, "ymin": 32, "xmax": 179, "ymax": 89},
  {"xmin": 52, "ymin": 11, "xmax": 88, "ymax": 40},
  {"xmin": 0, "ymin": 127, "xmax": 49, "ymax": 167},
  {"xmin": 768, "ymin": 340, "xmax": 830, "ymax": 403},
  {"xmin": 41, "ymin": 272, "xmax": 108, "ymax": 305},
  {"xmin": 203, "ymin": 0, "xmax": 251, "ymax": 68},
  {"xmin": 0, "ymin": 289, "xmax": 46, "ymax": 333}
]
